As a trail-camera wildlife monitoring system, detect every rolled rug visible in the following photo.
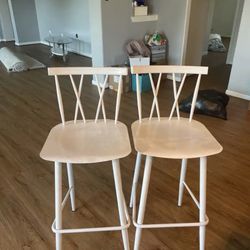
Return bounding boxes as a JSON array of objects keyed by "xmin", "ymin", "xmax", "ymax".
[
  {"xmin": 12, "ymin": 61, "xmax": 28, "ymax": 72},
  {"xmin": 0, "ymin": 47, "xmax": 28, "ymax": 72}
]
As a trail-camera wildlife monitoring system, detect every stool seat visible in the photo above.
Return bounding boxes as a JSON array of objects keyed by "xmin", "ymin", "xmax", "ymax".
[
  {"xmin": 132, "ymin": 117, "xmax": 222, "ymax": 159},
  {"xmin": 40, "ymin": 119, "xmax": 131, "ymax": 163}
]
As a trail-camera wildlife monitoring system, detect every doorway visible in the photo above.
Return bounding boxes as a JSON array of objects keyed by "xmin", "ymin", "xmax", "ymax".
[
  {"xmin": 203, "ymin": 0, "xmax": 244, "ymax": 67},
  {"xmin": 182, "ymin": 0, "xmax": 244, "ymax": 91},
  {"xmin": 184, "ymin": 0, "xmax": 244, "ymax": 67}
]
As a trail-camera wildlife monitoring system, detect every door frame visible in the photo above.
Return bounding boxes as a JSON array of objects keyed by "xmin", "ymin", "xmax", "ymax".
[
  {"xmin": 180, "ymin": 0, "xmax": 192, "ymax": 65},
  {"xmin": 226, "ymin": 0, "xmax": 244, "ymax": 64},
  {"xmin": 7, "ymin": 0, "xmax": 19, "ymax": 44},
  {"xmin": 181, "ymin": 0, "xmax": 244, "ymax": 66}
]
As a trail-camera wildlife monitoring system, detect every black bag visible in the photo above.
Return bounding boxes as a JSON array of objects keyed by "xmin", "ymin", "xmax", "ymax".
[{"xmin": 179, "ymin": 89, "xmax": 229, "ymax": 120}]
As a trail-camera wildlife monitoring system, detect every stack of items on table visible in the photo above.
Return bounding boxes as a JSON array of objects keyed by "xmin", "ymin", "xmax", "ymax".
[
  {"xmin": 145, "ymin": 32, "xmax": 168, "ymax": 63},
  {"xmin": 126, "ymin": 40, "xmax": 151, "ymax": 93},
  {"xmin": 109, "ymin": 32, "xmax": 168, "ymax": 94},
  {"xmin": 109, "ymin": 39, "xmax": 152, "ymax": 94}
]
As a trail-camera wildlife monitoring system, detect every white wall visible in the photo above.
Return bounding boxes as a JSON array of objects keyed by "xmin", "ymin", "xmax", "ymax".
[
  {"xmin": 96, "ymin": 0, "xmax": 188, "ymax": 67},
  {"xmin": 0, "ymin": 20, "xmax": 3, "ymax": 39},
  {"xmin": 0, "ymin": 0, "xmax": 14, "ymax": 41},
  {"xmin": 227, "ymin": 0, "xmax": 250, "ymax": 100},
  {"xmin": 35, "ymin": 0, "xmax": 91, "ymax": 57},
  {"xmin": 9, "ymin": 0, "xmax": 40, "ymax": 44},
  {"xmin": 152, "ymin": 0, "xmax": 188, "ymax": 65},
  {"xmin": 100, "ymin": 0, "xmax": 156, "ymax": 66},
  {"xmin": 226, "ymin": 0, "xmax": 244, "ymax": 65},
  {"xmin": 89, "ymin": 0, "xmax": 195, "ymax": 67},
  {"xmin": 89, "ymin": 0, "xmax": 103, "ymax": 66},
  {"xmin": 211, "ymin": 0, "xmax": 237, "ymax": 37}
]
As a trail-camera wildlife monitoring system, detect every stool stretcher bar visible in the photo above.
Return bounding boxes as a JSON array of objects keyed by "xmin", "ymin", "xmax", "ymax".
[
  {"xmin": 61, "ymin": 187, "xmax": 72, "ymax": 209},
  {"xmin": 132, "ymin": 181, "xmax": 209, "ymax": 229},
  {"xmin": 52, "ymin": 187, "xmax": 130, "ymax": 234},
  {"xmin": 183, "ymin": 181, "xmax": 200, "ymax": 209}
]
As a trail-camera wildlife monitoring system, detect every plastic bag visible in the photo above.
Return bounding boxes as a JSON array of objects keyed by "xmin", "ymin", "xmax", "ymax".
[
  {"xmin": 126, "ymin": 40, "xmax": 150, "ymax": 57},
  {"xmin": 145, "ymin": 32, "xmax": 167, "ymax": 47},
  {"xmin": 179, "ymin": 89, "xmax": 229, "ymax": 120}
]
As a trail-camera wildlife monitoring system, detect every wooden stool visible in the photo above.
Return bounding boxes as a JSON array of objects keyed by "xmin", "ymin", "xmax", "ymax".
[
  {"xmin": 129, "ymin": 65, "xmax": 223, "ymax": 250},
  {"xmin": 40, "ymin": 67, "xmax": 131, "ymax": 250}
]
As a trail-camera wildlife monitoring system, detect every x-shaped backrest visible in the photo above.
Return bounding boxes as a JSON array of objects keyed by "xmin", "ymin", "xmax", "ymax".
[
  {"xmin": 48, "ymin": 67, "xmax": 128, "ymax": 125},
  {"xmin": 131, "ymin": 65, "xmax": 208, "ymax": 122}
]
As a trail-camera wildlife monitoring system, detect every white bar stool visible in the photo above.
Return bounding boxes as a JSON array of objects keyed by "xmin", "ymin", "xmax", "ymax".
[
  {"xmin": 129, "ymin": 65, "xmax": 223, "ymax": 250},
  {"xmin": 40, "ymin": 67, "xmax": 131, "ymax": 250}
]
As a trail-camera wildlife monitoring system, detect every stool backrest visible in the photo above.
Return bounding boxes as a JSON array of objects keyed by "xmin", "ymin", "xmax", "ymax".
[
  {"xmin": 48, "ymin": 67, "xmax": 128, "ymax": 125},
  {"xmin": 131, "ymin": 65, "xmax": 208, "ymax": 122}
]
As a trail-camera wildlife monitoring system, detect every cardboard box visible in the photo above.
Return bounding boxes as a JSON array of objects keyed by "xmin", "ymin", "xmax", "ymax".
[
  {"xmin": 129, "ymin": 56, "xmax": 150, "ymax": 67},
  {"xmin": 134, "ymin": 6, "xmax": 148, "ymax": 16},
  {"xmin": 109, "ymin": 73, "xmax": 131, "ymax": 93}
]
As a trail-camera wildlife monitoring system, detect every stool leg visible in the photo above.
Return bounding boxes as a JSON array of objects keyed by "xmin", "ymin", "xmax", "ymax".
[
  {"xmin": 55, "ymin": 162, "xmax": 62, "ymax": 250},
  {"xmin": 134, "ymin": 156, "xmax": 153, "ymax": 250},
  {"xmin": 199, "ymin": 157, "xmax": 207, "ymax": 250},
  {"xmin": 66, "ymin": 163, "xmax": 76, "ymax": 212},
  {"xmin": 130, "ymin": 153, "xmax": 142, "ymax": 208},
  {"xmin": 112, "ymin": 159, "xmax": 130, "ymax": 250},
  {"xmin": 178, "ymin": 159, "xmax": 188, "ymax": 206}
]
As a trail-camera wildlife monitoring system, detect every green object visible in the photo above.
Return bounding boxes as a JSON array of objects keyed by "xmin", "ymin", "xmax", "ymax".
[
  {"xmin": 152, "ymin": 33, "xmax": 161, "ymax": 42},
  {"xmin": 132, "ymin": 74, "xmax": 151, "ymax": 92}
]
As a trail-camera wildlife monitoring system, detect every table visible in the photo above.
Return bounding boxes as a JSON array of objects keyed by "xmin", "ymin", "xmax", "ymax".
[{"xmin": 45, "ymin": 35, "xmax": 72, "ymax": 62}]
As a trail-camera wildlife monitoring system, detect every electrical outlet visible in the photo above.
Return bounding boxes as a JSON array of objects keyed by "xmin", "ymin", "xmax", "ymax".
[{"xmin": 75, "ymin": 33, "xmax": 78, "ymax": 39}]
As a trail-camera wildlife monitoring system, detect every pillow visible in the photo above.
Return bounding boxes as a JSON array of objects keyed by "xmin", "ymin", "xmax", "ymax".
[{"xmin": 179, "ymin": 89, "xmax": 229, "ymax": 120}]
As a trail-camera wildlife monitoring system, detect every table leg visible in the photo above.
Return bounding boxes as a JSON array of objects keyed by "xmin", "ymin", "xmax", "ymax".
[
  {"xmin": 49, "ymin": 42, "xmax": 53, "ymax": 58},
  {"xmin": 62, "ymin": 44, "xmax": 66, "ymax": 62}
]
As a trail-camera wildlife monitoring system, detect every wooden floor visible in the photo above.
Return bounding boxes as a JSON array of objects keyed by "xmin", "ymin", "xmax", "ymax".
[{"xmin": 0, "ymin": 42, "xmax": 249, "ymax": 250}]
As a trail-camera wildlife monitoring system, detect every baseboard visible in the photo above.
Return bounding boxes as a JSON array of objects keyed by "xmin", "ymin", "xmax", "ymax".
[
  {"xmin": 92, "ymin": 78, "xmax": 108, "ymax": 88},
  {"xmin": 167, "ymin": 73, "xmax": 182, "ymax": 82},
  {"xmin": 40, "ymin": 40, "xmax": 49, "ymax": 46},
  {"xmin": 40, "ymin": 40, "xmax": 92, "ymax": 58},
  {"xmin": 226, "ymin": 89, "xmax": 250, "ymax": 101},
  {"xmin": 0, "ymin": 39, "xmax": 15, "ymax": 42},
  {"xmin": 68, "ymin": 48, "xmax": 92, "ymax": 58},
  {"xmin": 2, "ymin": 39, "xmax": 92, "ymax": 57},
  {"xmin": 226, "ymin": 58, "xmax": 233, "ymax": 65},
  {"xmin": 202, "ymin": 50, "xmax": 208, "ymax": 56},
  {"xmin": 15, "ymin": 41, "xmax": 41, "ymax": 46}
]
